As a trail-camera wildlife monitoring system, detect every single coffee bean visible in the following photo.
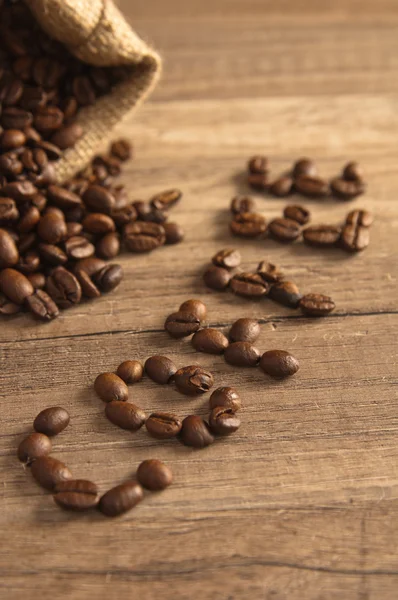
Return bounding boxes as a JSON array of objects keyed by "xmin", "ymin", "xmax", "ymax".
[
  {"xmin": 37, "ymin": 211, "xmax": 67, "ymax": 244},
  {"xmin": 83, "ymin": 185, "xmax": 115, "ymax": 214},
  {"xmin": 94, "ymin": 373, "xmax": 129, "ymax": 403},
  {"xmin": 269, "ymin": 177, "xmax": 293, "ymax": 197},
  {"xmin": 145, "ymin": 355, "xmax": 177, "ymax": 384},
  {"xmin": 0, "ymin": 198, "xmax": 19, "ymax": 221},
  {"xmin": 53, "ymin": 480, "xmax": 99, "ymax": 511},
  {"xmin": 340, "ymin": 223, "xmax": 370, "ymax": 252},
  {"xmin": 230, "ymin": 272, "xmax": 270, "ymax": 298},
  {"xmin": 209, "ymin": 407, "xmax": 241, "ymax": 435},
  {"xmin": 209, "ymin": 387, "xmax": 242, "ymax": 412},
  {"xmin": 292, "ymin": 158, "xmax": 317, "ymax": 179},
  {"xmin": 75, "ymin": 270, "xmax": 100, "ymax": 299},
  {"xmin": 2, "ymin": 181, "xmax": 37, "ymax": 203},
  {"xmin": 212, "ymin": 248, "xmax": 241, "ymax": 269},
  {"xmin": 137, "ymin": 459, "xmax": 173, "ymax": 491},
  {"xmin": 150, "ymin": 188, "xmax": 182, "ymax": 210},
  {"xmin": 224, "ymin": 341, "xmax": 260, "ymax": 367},
  {"xmin": 99, "ymin": 481, "xmax": 143, "ymax": 517},
  {"xmin": 230, "ymin": 212, "xmax": 267, "ymax": 237},
  {"xmin": 330, "ymin": 178, "xmax": 365, "ymax": 200},
  {"xmin": 1, "ymin": 107, "xmax": 33, "ymax": 129},
  {"xmin": 268, "ymin": 218, "xmax": 301, "ymax": 243},
  {"xmin": 257, "ymin": 261, "xmax": 284, "ymax": 283},
  {"xmin": 180, "ymin": 415, "xmax": 214, "ymax": 448},
  {"xmin": 105, "ymin": 401, "xmax": 146, "ymax": 431},
  {"xmin": 0, "ymin": 268, "xmax": 33, "ymax": 304},
  {"xmin": 269, "ymin": 280, "xmax": 301, "ymax": 308},
  {"xmin": 342, "ymin": 161, "xmax": 363, "ymax": 182},
  {"xmin": 124, "ymin": 221, "xmax": 166, "ymax": 252},
  {"xmin": 17, "ymin": 433, "xmax": 52, "ymax": 464},
  {"xmin": 116, "ymin": 360, "xmax": 143, "ymax": 384},
  {"xmin": 82, "ymin": 213, "xmax": 115, "ymax": 235},
  {"xmin": 51, "ymin": 123, "xmax": 83, "ymax": 149},
  {"xmin": 17, "ymin": 206, "xmax": 40, "ymax": 234},
  {"xmin": 345, "ymin": 209, "xmax": 373, "ymax": 228},
  {"xmin": 73, "ymin": 75, "xmax": 96, "ymax": 105},
  {"xmin": 203, "ymin": 265, "xmax": 231, "ymax": 290},
  {"xmin": 191, "ymin": 328, "xmax": 229, "ymax": 354},
  {"xmin": 73, "ymin": 257, "xmax": 106, "ymax": 277},
  {"xmin": 16, "ymin": 251, "xmax": 40, "ymax": 275},
  {"xmin": 229, "ymin": 318, "xmax": 260, "ymax": 343},
  {"xmin": 0, "ymin": 227, "xmax": 19, "ymax": 267},
  {"xmin": 27, "ymin": 272, "xmax": 46, "ymax": 290},
  {"xmin": 64, "ymin": 235, "xmax": 95, "ymax": 260},
  {"xmin": 174, "ymin": 365, "xmax": 214, "ymax": 395},
  {"xmin": 283, "ymin": 204, "xmax": 310, "ymax": 225},
  {"xmin": 0, "ymin": 129, "xmax": 26, "ymax": 150},
  {"xmin": 111, "ymin": 204, "xmax": 137, "ymax": 227},
  {"xmin": 47, "ymin": 185, "xmax": 82, "ymax": 209},
  {"xmin": 96, "ymin": 232, "xmax": 120, "ymax": 259},
  {"xmin": 34, "ymin": 406, "xmax": 70, "ymax": 436},
  {"xmin": 38, "ymin": 243, "xmax": 68, "ymax": 266},
  {"xmin": 94, "ymin": 264, "xmax": 123, "ymax": 293},
  {"xmin": 248, "ymin": 155, "xmax": 268, "ymax": 174},
  {"xmin": 34, "ymin": 106, "xmax": 63, "ymax": 132},
  {"xmin": 179, "ymin": 299, "xmax": 207, "ymax": 320},
  {"xmin": 303, "ymin": 225, "xmax": 341, "ymax": 247},
  {"xmin": 0, "ymin": 292, "xmax": 21, "ymax": 314},
  {"xmin": 165, "ymin": 311, "xmax": 201, "ymax": 338},
  {"xmin": 294, "ymin": 176, "xmax": 329, "ymax": 198},
  {"xmin": 110, "ymin": 139, "xmax": 132, "ymax": 161},
  {"xmin": 230, "ymin": 196, "xmax": 256, "ymax": 215},
  {"xmin": 31, "ymin": 456, "xmax": 72, "ymax": 490},
  {"xmin": 145, "ymin": 412, "xmax": 182, "ymax": 439},
  {"xmin": 25, "ymin": 289, "xmax": 59, "ymax": 320},
  {"xmin": 45, "ymin": 266, "xmax": 82, "ymax": 308},
  {"xmin": 259, "ymin": 350, "xmax": 299, "ymax": 378},
  {"xmin": 299, "ymin": 293, "xmax": 336, "ymax": 317},
  {"xmin": 163, "ymin": 222, "xmax": 185, "ymax": 245}
]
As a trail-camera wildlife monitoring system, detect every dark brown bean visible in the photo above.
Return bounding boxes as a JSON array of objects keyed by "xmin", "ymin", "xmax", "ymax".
[
  {"xmin": 25, "ymin": 289, "xmax": 59, "ymax": 320},
  {"xmin": 124, "ymin": 221, "xmax": 166, "ymax": 252},
  {"xmin": 248, "ymin": 173, "xmax": 269, "ymax": 190},
  {"xmin": 145, "ymin": 355, "xmax": 177, "ymax": 384},
  {"xmin": 145, "ymin": 413, "xmax": 182, "ymax": 439},
  {"xmin": 165, "ymin": 311, "xmax": 201, "ymax": 338},
  {"xmin": 345, "ymin": 209, "xmax": 373, "ymax": 228},
  {"xmin": 17, "ymin": 206, "xmax": 40, "ymax": 234},
  {"xmin": 47, "ymin": 185, "xmax": 82, "ymax": 209},
  {"xmin": 191, "ymin": 328, "xmax": 229, "ymax": 354},
  {"xmin": 0, "ymin": 228, "xmax": 19, "ymax": 267},
  {"xmin": 294, "ymin": 176, "xmax": 329, "ymax": 198},
  {"xmin": 95, "ymin": 264, "xmax": 124, "ymax": 293},
  {"xmin": 248, "ymin": 155, "xmax": 268, "ymax": 174},
  {"xmin": 17, "ymin": 433, "xmax": 52, "ymax": 464},
  {"xmin": 0, "ymin": 292, "xmax": 21, "ymax": 314},
  {"xmin": 0, "ymin": 268, "xmax": 33, "ymax": 304},
  {"xmin": 269, "ymin": 280, "xmax": 301, "ymax": 308},
  {"xmin": 37, "ymin": 212, "xmax": 67, "ymax": 244},
  {"xmin": 65, "ymin": 236, "xmax": 95, "ymax": 260},
  {"xmin": 259, "ymin": 350, "xmax": 299, "ymax": 379},
  {"xmin": 229, "ymin": 318, "xmax": 260, "ymax": 343},
  {"xmin": 224, "ymin": 342, "xmax": 260, "ymax": 367},
  {"xmin": 174, "ymin": 365, "xmax": 214, "ymax": 395},
  {"xmin": 99, "ymin": 481, "xmax": 143, "ymax": 517},
  {"xmin": 212, "ymin": 248, "xmax": 241, "ymax": 269},
  {"xmin": 83, "ymin": 185, "xmax": 115, "ymax": 214},
  {"xmin": 163, "ymin": 222, "xmax": 185, "ymax": 245},
  {"xmin": 209, "ymin": 387, "xmax": 242, "ymax": 412},
  {"xmin": 31, "ymin": 456, "xmax": 72, "ymax": 490},
  {"xmin": 95, "ymin": 232, "xmax": 120, "ymax": 259},
  {"xmin": 27, "ymin": 272, "xmax": 46, "ymax": 290},
  {"xmin": 137, "ymin": 459, "xmax": 173, "ymax": 491},
  {"xmin": 203, "ymin": 265, "xmax": 231, "ymax": 290},
  {"xmin": 0, "ymin": 198, "xmax": 19, "ymax": 222},
  {"xmin": 45, "ymin": 267, "xmax": 82, "ymax": 308},
  {"xmin": 269, "ymin": 177, "xmax": 293, "ymax": 197},
  {"xmin": 257, "ymin": 261, "xmax": 284, "ymax": 283},
  {"xmin": 110, "ymin": 139, "xmax": 132, "ymax": 162},
  {"xmin": 330, "ymin": 178, "xmax": 365, "ymax": 200},
  {"xmin": 292, "ymin": 158, "xmax": 317, "ymax": 179},
  {"xmin": 299, "ymin": 293, "xmax": 336, "ymax": 317},
  {"xmin": 303, "ymin": 225, "xmax": 341, "ymax": 247},
  {"xmin": 179, "ymin": 299, "xmax": 207, "ymax": 320},
  {"xmin": 340, "ymin": 223, "xmax": 370, "ymax": 252},
  {"xmin": 1, "ymin": 107, "xmax": 33, "ymax": 129},
  {"xmin": 82, "ymin": 213, "xmax": 115, "ymax": 235},
  {"xmin": 51, "ymin": 123, "xmax": 83, "ymax": 150},
  {"xmin": 38, "ymin": 243, "xmax": 68, "ymax": 266},
  {"xmin": 180, "ymin": 415, "xmax": 214, "ymax": 448},
  {"xmin": 230, "ymin": 272, "xmax": 270, "ymax": 298},
  {"xmin": 283, "ymin": 204, "xmax": 310, "ymax": 225},
  {"xmin": 230, "ymin": 196, "xmax": 256, "ymax": 215},
  {"xmin": 150, "ymin": 188, "xmax": 182, "ymax": 210},
  {"xmin": 230, "ymin": 212, "xmax": 267, "ymax": 237},
  {"xmin": 94, "ymin": 372, "xmax": 129, "ymax": 403},
  {"xmin": 53, "ymin": 480, "xmax": 99, "ymax": 511},
  {"xmin": 34, "ymin": 407, "xmax": 70, "ymax": 436},
  {"xmin": 116, "ymin": 360, "xmax": 143, "ymax": 384},
  {"xmin": 209, "ymin": 407, "xmax": 241, "ymax": 435},
  {"xmin": 342, "ymin": 161, "xmax": 363, "ymax": 182},
  {"xmin": 0, "ymin": 129, "xmax": 26, "ymax": 150},
  {"xmin": 105, "ymin": 401, "xmax": 146, "ymax": 431},
  {"xmin": 268, "ymin": 218, "xmax": 301, "ymax": 243},
  {"xmin": 75, "ymin": 270, "xmax": 100, "ymax": 299}
]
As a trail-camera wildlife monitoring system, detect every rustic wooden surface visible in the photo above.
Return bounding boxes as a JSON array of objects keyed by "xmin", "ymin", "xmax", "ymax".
[{"xmin": 1, "ymin": 1, "xmax": 398, "ymax": 599}]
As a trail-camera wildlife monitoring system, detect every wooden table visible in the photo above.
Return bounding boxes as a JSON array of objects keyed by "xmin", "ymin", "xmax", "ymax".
[{"xmin": 2, "ymin": 1, "xmax": 398, "ymax": 598}]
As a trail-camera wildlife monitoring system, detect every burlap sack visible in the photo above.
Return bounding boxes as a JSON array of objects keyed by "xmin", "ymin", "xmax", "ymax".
[{"xmin": 26, "ymin": 0, "xmax": 161, "ymax": 183}]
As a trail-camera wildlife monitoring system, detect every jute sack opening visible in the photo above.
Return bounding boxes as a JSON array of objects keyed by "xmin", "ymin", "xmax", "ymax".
[{"xmin": 26, "ymin": 0, "xmax": 161, "ymax": 183}]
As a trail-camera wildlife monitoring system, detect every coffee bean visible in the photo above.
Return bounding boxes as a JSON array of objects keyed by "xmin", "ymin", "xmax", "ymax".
[
  {"xmin": 303, "ymin": 225, "xmax": 341, "ymax": 247},
  {"xmin": 111, "ymin": 204, "xmax": 137, "ymax": 227},
  {"xmin": 294, "ymin": 176, "xmax": 329, "ymax": 198},
  {"xmin": 37, "ymin": 211, "xmax": 67, "ymax": 244},
  {"xmin": 27, "ymin": 272, "xmax": 46, "ymax": 290},
  {"xmin": 31, "ymin": 456, "xmax": 72, "ymax": 491},
  {"xmin": 1, "ymin": 107, "xmax": 33, "ymax": 129},
  {"xmin": 163, "ymin": 222, "xmax": 185, "ymax": 245},
  {"xmin": 230, "ymin": 196, "xmax": 256, "ymax": 214},
  {"xmin": 73, "ymin": 75, "xmax": 96, "ymax": 106},
  {"xmin": 340, "ymin": 223, "xmax": 370, "ymax": 252},
  {"xmin": 0, "ymin": 268, "xmax": 33, "ymax": 304},
  {"xmin": 269, "ymin": 280, "xmax": 301, "ymax": 308},
  {"xmin": 345, "ymin": 209, "xmax": 373, "ymax": 228},
  {"xmin": 230, "ymin": 272, "xmax": 270, "ymax": 298},
  {"xmin": 94, "ymin": 373, "xmax": 129, "ymax": 403},
  {"xmin": 0, "ymin": 198, "xmax": 19, "ymax": 221},
  {"xmin": 94, "ymin": 264, "xmax": 123, "ymax": 293},
  {"xmin": 165, "ymin": 311, "xmax": 201, "ymax": 338},
  {"xmin": 259, "ymin": 350, "xmax": 299, "ymax": 378},
  {"xmin": 299, "ymin": 293, "xmax": 336, "ymax": 317},
  {"xmin": 25, "ymin": 289, "xmax": 59, "ymax": 320},
  {"xmin": 224, "ymin": 341, "xmax": 260, "ymax": 367},
  {"xmin": 179, "ymin": 299, "xmax": 207, "ymax": 320},
  {"xmin": 137, "ymin": 459, "xmax": 173, "ymax": 491},
  {"xmin": 17, "ymin": 206, "xmax": 40, "ymax": 234},
  {"xmin": 99, "ymin": 481, "xmax": 143, "ymax": 517},
  {"xmin": 17, "ymin": 250, "xmax": 40, "ymax": 274},
  {"xmin": 0, "ymin": 228, "xmax": 19, "ymax": 267},
  {"xmin": 83, "ymin": 185, "xmax": 115, "ymax": 214},
  {"xmin": 34, "ymin": 406, "xmax": 70, "ymax": 436},
  {"xmin": 330, "ymin": 178, "xmax": 365, "ymax": 200},
  {"xmin": 38, "ymin": 243, "xmax": 68, "ymax": 266},
  {"xmin": 292, "ymin": 158, "xmax": 317, "ymax": 179},
  {"xmin": 105, "ymin": 401, "xmax": 146, "ymax": 431},
  {"xmin": 174, "ymin": 365, "xmax": 214, "ymax": 395},
  {"xmin": 145, "ymin": 412, "xmax": 182, "ymax": 439},
  {"xmin": 17, "ymin": 433, "xmax": 52, "ymax": 464},
  {"xmin": 64, "ymin": 235, "xmax": 95, "ymax": 260},
  {"xmin": 95, "ymin": 232, "xmax": 120, "ymax": 259},
  {"xmin": 229, "ymin": 318, "xmax": 260, "ymax": 343},
  {"xmin": 248, "ymin": 173, "xmax": 269, "ymax": 190},
  {"xmin": 180, "ymin": 415, "xmax": 214, "ymax": 448},
  {"xmin": 82, "ymin": 213, "xmax": 115, "ymax": 235},
  {"xmin": 0, "ymin": 292, "xmax": 21, "ymax": 314},
  {"xmin": 0, "ymin": 129, "xmax": 26, "ymax": 150},
  {"xmin": 268, "ymin": 218, "xmax": 301, "ymax": 243},
  {"xmin": 203, "ymin": 265, "xmax": 231, "ymax": 290},
  {"xmin": 145, "ymin": 355, "xmax": 177, "ymax": 384},
  {"xmin": 283, "ymin": 204, "xmax": 310, "ymax": 225},
  {"xmin": 116, "ymin": 360, "xmax": 143, "ymax": 384},
  {"xmin": 269, "ymin": 177, "xmax": 293, "ymax": 197},
  {"xmin": 230, "ymin": 212, "xmax": 267, "ymax": 237},
  {"xmin": 191, "ymin": 328, "xmax": 229, "ymax": 354},
  {"xmin": 124, "ymin": 221, "xmax": 166, "ymax": 252},
  {"xmin": 209, "ymin": 387, "xmax": 242, "ymax": 412},
  {"xmin": 212, "ymin": 248, "xmax": 241, "ymax": 269},
  {"xmin": 51, "ymin": 123, "xmax": 83, "ymax": 149},
  {"xmin": 248, "ymin": 155, "xmax": 268, "ymax": 174},
  {"xmin": 53, "ymin": 480, "xmax": 99, "ymax": 511},
  {"xmin": 342, "ymin": 161, "xmax": 363, "ymax": 182},
  {"xmin": 150, "ymin": 188, "xmax": 182, "ymax": 210},
  {"xmin": 2, "ymin": 181, "xmax": 37, "ymax": 203},
  {"xmin": 110, "ymin": 139, "xmax": 132, "ymax": 162},
  {"xmin": 209, "ymin": 407, "xmax": 241, "ymax": 435},
  {"xmin": 45, "ymin": 266, "xmax": 82, "ymax": 308},
  {"xmin": 257, "ymin": 261, "xmax": 284, "ymax": 283},
  {"xmin": 74, "ymin": 257, "xmax": 106, "ymax": 277},
  {"xmin": 75, "ymin": 270, "xmax": 100, "ymax": 299}
]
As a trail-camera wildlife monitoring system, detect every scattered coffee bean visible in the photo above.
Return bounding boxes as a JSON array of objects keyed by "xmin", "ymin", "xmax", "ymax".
[
  {"xmin": 180, "ymin": 415, "xmax": 214, "ymax": 448},
  {"xmin": 248, "ymin": 155, "xmax": 268, "ymax": 174},
  {"xmin": 230, "ymin": 196, "xmax": 256, "ymax": 215},
  {"xmin": 260, "ymin": 350, "xmax": 299, "ymax": 379},
  {"xmin": 179, "ymin": 299, "xmax": 207, "ymax": 320},
  {"xmin": 203, "ymin": 265, "xmax": 231, "ymax": 290},
  {"xmin": 137, "ymin": 459, "xmax": 173, "ymax": 491},
  {"xmin": 212, "ymin": 248, "xmax": 241, "ymax": 269},
  {"xmin": 99, "ymin": 481, "xmax": 143, "ymax": 517},
  {"xmin": 268, "ymin": 217, "xmax": 301, "ymax": 243},
  {"xmin": 94, "ymin": 373, "xmax": 129, "ymax": 403},
  {"xmin": 45, "ymin": 266, "xmax": 82, "ymax": 308},
  {"xmin": 283, "ymin": 204, "xmax": 310, "ymax": 225},
  {"xmin": 25, "ymin": 289, "xmax": 59, "ymax": 320},
  {"xmin": 146, "ymin": 412, "xmax": 182, "ymax": 439},
  {"xmin": 209, "ymin": 387, "xmax": 242, "ymax": 412},
  {"xmin": 224, "ymin": 342, "xmax": 260, "ymax": 367},
  {"xmin": 174, "ymin": 365, "xmax": 214, "ymax": 395},
  {"xmin": 303, "ymin": 225, "xmax": 341, "ymax": 247},
  {"xmin": 340, "ymin": 223, "xmax": 370, "ymax": 252},
  {"xmin": 0, "ymin": 228, "xmax": 19, "ymax": 268},
  {"xmin": 33, "ymin": 406, "xmax": 70, "ymax": 436},
  {"xmin": 96, "ymin": 232, "xmax": 120, "ymax": 260},
  {"xmin": 257, "ymin": 261, "xmax": 284, "ymax": 283},
  {"xmin": 292, "ymin": 158, "xmax": 317, "ymax": 179},
  {"xmin": 116, "ymin": 360, "xmax": 143, "ymax": 384},
  {"xmin": 53, "ymin": 479, "xmax": 99, "ymax": 511},
  {"xmin": 294, "ymin": 176, "xmax": 329, "ymax": 198},
  {"xmin": 105, "ymin": 401, "xmax": 146, "ymax": 431},
  {"xmin": 164, "ymin": 311, "xmax": 201, "ymax": 338},
  {"xmin": 269, "ymin": 280, "xmax": 302, "ymax": 308},
  {"xmin": 110, "ymin": 139, "xmax": 132, "ymax": 162},
  {"xmin": 31, "ymin": 456, "xmax": 72, "ymax": 490},
  {"xmin": 229, "ymin": 318, "xmax": 260, "ymax": 343},
  {"xmin": 163, "ymin": 222, "xmax": 184, "ymax": 245},
  {"xmin": 209, "ymin": 407, "xmax": 241, "ymax": 435},
  {"xmin": 269, "ymin": 177, "xmax": 293, "ymax": 197},
  {"xmin": 191, "ymin": 328, "xmax": 229, "ymax": 354},
  {"xmin": 0, "ymin": 268, "xmax": 33, "ymax": 304},
  {"xmin": 299, "ymin": 293, "xmax": 336, "ymax": 317},
  {"xmin": 345, "ymin": 209, "xmax": 373, "ymax": 228},
  {"xmin": 342, "ymin": 161, "xmax": 363, "ymax": 182},
  {"xmin": 330, "ymin": 178, "xmax": 365, "ymax": 200},
  {"xmin": 150, "ymin": 189, "xmax": 182, "ymax": 211},
  {"xmin": 145, "ymin": 355, "xmax": 177, "ymax": 384},
  {"xmin": 248, "ymin": 173, "xmax": 269, "ymax": 190},
  {"xmin": 230, "ymin": 212, "xmax": 267, "ymax": 237},
  {"xmin": 124, "ymin": 221, "xmax": 166, "ymax": 252},
  {"xmin": 230, "ymin": 272, "xmax": 270, "ymax": 298},
  {"xmin": 17, "ymin": 432, "xmax": 52, "ymax": 464}
]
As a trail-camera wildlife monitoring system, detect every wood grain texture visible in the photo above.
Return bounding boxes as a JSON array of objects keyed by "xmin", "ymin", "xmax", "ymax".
[{"xmin": 1, "ymin": 1, "xmax": 398, "ymax": 599}]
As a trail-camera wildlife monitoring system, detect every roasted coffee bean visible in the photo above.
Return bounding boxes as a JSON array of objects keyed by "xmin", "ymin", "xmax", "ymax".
[
  {"xmin": 283, "ymin": 204, "xmax": 310, "ymax": 225},
  {"xmin": 229, "ymin": 318, "xmax": 260, "ymax": 343},
  {"xmin": 83, "ymin": 185, "xmax": 115, "ymax": 214},
  {"xmin": 73, "ymin": 257, "xmax": 106, "ymax": 277},
  {"xmin": 330, "ymin": 178, "xmax": 365, "ymax": 200},
  {"xmin": 259, "ymin": 350, "xmax": 299, "ymax": 378},
  {"xmin": 345, "ymin": 209, "xmax": 373, "ymax": 228},
  {"xmin": 268, "ymin": 218, "xmax": 301, "ymax": 243},
  {"xmin": 340, "ymin": 223, "xmax": 370, "ymax": 252},
  {"xmin": 66, "ymin": 222, "xmax": 83, "ymax": 238},
  {"xmin": 191, "ymin": 328, "xmax": 229, "ymax": 354},
  {"xmin": 75, "ymin": 270, "xmax": 100, "ymax": 299},
  {"xmin": 269, "ymin": 177, "xmax": 293, "ymax": 197},
  {"xmin": 295, "ymin": 176, "xmax": 329, "ymax": 198},
  {"xmin": 224, "ymin": 342, "xmax": 260, "ymax": 367},
  {"xmin": 34, "ymin": 106, "xmax": 64, "ymax": 132},
  {"xmin": 203, "ymin": 265, "xmax": 231, "ymax": 291},
  {"xmin": 209, "ymin": 387, "xmax": 242, "ymax": 412},
  {"xmin": 0, "ymin": 292, "xmax": 21, "ymax": 314},
  {"xmin": 99, "ymin": 481, "xmax": 143, "ymax": 517},
  {"xmin": 38, "ymin": 243, "xmax": 68, "ymax": 266},
  {"xmin": 248, "ymin": 172, "xmax": 269, "ymax": 190},
  {"xmin": 64, "ymin": 236, "xmax": 95, "ymax": 260},
  {"xmin": 303, "ymin": 224, "xmax": 341, "ymax": 247},
  {"xmin": 230, "ymin": 196, "xmax": 256, "ymax": 215},
  {"xmin": 163, "ymin": 222, "xmax": 184, "ymax": 245},
  {"xmin": 25, "ymin": 289, "xmax": 59, "ymax": 320},
  {"xmin": 17, "ymin": 206, "xmax": 40, "ymax": 234},
  {"xmin": 257, "ymin": 261, "xmax": 284, "ymax": 283},
  {"xmin": 342, "ymin": 161, "xmax": 363, "ymax": 182},
  {"xmin": 110, "ymin": 139, "xmax": 132, "ymax": 162},
  {"xmin": 299, "ymin": 293, "xmax": 336, "ymax": 317},
  {"xmin": 137, "ymin": 459, "xmax": 173, "ymax": 491},
  {"xmin": 54, "ymin": 480, "xmax": 99, "ymax": 511},
  {"xmin": 0, "ymin": 129, "xmax": 26, "ymax": 151},
  {"xmin": 116, "ymin": 360, "xmax": 143, "ymax": 384},
  {"xmin": 0, "ymin": 228, "xmax": 19, "ymax": 267},
  {"xmin": 269, "ymin": 280, "xmax": 301, "ymax": 308},
  {"xmin": 45, "ymin": 267, "xmax": 82, "ymax": 308},
  {"xmin": 94, "ymin": 373, "xmax": 129, "ymax": 403},
  {"xmin": 230, "ymin": 272, "xmax": 270, "ymax": 298},
  {"xmin": 27, "ymin": 272, "xmax": 46, "ymax": 290},
  {"xmin": 16, "ymin": 250, "xmax": 40, "ymax": 274},
  {"xmin": 18, "ymin": 233, "xmax": 36, "ymax": 254},
  {"xmin": 150, "ymin": 188, "xmax": 182, "ymax": 210},
  {"xmin": 292, "ymin": 158, "xmax": 317, "ymax": 179},
  {"xmin": 17, "ymin": 433, "xmax": 52, "ymax": 464},
  {"xmin": 212, "ymin": 248, "xmax": 241, "ymax": 269},
  {"xmin": 2, "ymin": 181, "xmax": 37, "ymax": 204},
  {"xmin": 174, "ymin": 365, "xmax": 214, "ymax": 395},
  {"xmin": 73, "ymin": 75, "xmax": 96, "ymax": 106},
  {"xmin": 1, "ymin": 107, "xmax": 33, "ymax": 130},
  {"xmin": 144, "ymin": 355, "xmax": 177, "ymax": 384},
  {"xmin": 0, "ymin": 198, "xmax": 19, "ymax": 222},
  {"xmin": 111, "ymin": 204, "xmax": 137, "ymax": 227},
  {"xmin": 47, "ymin": 185, "xmax": 82, "ymax": 209},
  {"xmin": 0, "ymin": 268, "xmax": 33, "ymax": 304},
  {"xmin": 51, "ymin": 123, "xmax": 83, "ymax": 149},
  {"xmin": 209, "ymin": 407, "xmax": 241, "ymax": 435},
  {"xmin": 180, "ymin": 415, "xmax": 214, "ymax": 448},
  {"xmin": 230, "ymin": 212, "xmax": 267, "ymax": 237},
  {"xmin": 248, "ymin": 155, "xmax": 268, "ymax": 175},
  {"xmin": 105, "ymin": 401, "xmax": 146, "ymax": 431},
  {"xmin": 34, "ymin": 406, "xmax": 70, "ymax": 436},
  {"xmin": 124, "ymin": 221, "xmax": 166, "ymax": 252},
  {"xmin": 179, "ymin": 299, "xmax": 207, "ymax": 320},
  {"xmin": 31, "ymin": 456, "xmax": 72, "ymax": 491},
  {"xmin": 146, "ymin": 412, "xmax": 182, "ymax": 439},
  {"xmin": 82, "ymin": 213, "xmax": 115, "ymax": 235},
  {"xmin": 37, "ymin": 211, "xmax": 67, "ymax": 244},
  {"xmin": 165, "ymin": 311, "xmax": 201, "ymax": 338}
]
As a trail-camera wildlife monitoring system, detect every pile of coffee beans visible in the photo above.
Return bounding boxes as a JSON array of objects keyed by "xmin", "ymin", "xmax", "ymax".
[
  {"xmin": 247, "ymin": 156, "xmax": 366, "ymax": 201},
  {"xmin": 18, "ymin": 405, "xmax": 173, "ymax": 517},
  {"xmin": 203, "ymin": 251, "xmax": 336, "ymax": 317}
]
